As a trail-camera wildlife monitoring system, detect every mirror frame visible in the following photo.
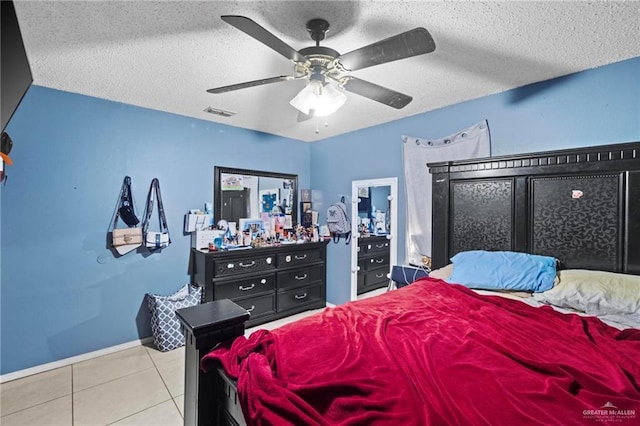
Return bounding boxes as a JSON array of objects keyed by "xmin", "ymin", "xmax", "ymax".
[
  {"xmin": 214, "ymin": 166, "xmax": 298, "ymax": 226},
  {"xmin": 350, "ymin": 177, "xmax": 398, "ymax": 301}
]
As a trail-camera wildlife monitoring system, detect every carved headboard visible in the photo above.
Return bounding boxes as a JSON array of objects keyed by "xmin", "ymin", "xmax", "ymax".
[{"xmin": 428, "ymin": 141, "xmax": 640, "ymax": 273}]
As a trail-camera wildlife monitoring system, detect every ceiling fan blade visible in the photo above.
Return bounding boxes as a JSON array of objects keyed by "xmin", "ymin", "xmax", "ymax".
[
  {"xmin": 338, "ymin": 27, "xmax": 435, "ymax": 72},
  {"xmin": 221, "ymin": 16, "xmax": 308, "ymax": 64},
  {"xmin": 207, "ymin": 76, "xmax": 294, "ymax": 94},
  {"xmin": 343, "ymin": 77, "xmax": 412, "ymax": 109}
]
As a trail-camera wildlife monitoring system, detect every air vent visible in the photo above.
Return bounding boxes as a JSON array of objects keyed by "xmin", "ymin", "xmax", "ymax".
[{"xmin": 203, "ymin": 106, "xmax": 236, "ymax": 117}]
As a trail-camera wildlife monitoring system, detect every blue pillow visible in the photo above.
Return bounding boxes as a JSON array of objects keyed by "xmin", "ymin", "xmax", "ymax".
[{"xmin": 447, "ymin": 251, "xmax": 557, "ymax": 292}]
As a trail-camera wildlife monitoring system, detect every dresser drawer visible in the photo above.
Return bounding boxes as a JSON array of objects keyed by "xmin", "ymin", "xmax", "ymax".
[
  {"xmin": 277, "ymin": 264, "xmax": 324, "ymax": 290},
  {"xmin": 361, "ymin": 239, "xmax": 390, "ymax": 254},
  {"xmin": 215, "ymin": 274, "xmax": 275, "ymax": 300},
  {"xmin": 277, "ymin": 284, "xmax": 323, "ymax": 312},
  {"xmin": 277, "ymin": 247, "xmax": 323, "ymax": 268},
  {"xmin": 365, "ymin": 269, "xmax": 389, "ymax": 285},
  {"xmin": 363, "ymin": 269, "xmax": 389, "ymax": 288},
  {"xmin": 214, "ymin": 254, "xmax": 276, "ymax": 277},
  {"xmin": 192, "ymin": 242, "xmax": 326, "ymax": 327},
  {"xmin": 364, "ymin": 254, "xmax": 390, "ymax": 271},
  {"xmin": 233, "ymin": 294, "xmax": 276, "ymax": 319}
]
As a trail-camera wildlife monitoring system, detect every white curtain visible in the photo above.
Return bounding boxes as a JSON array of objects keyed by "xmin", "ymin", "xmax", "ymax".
[{"xmin": 402, "ymin": 120, "xmax": 491, "ymax": 266}]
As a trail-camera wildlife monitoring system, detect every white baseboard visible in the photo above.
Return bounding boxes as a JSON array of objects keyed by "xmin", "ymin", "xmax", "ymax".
[
  {"xmin": 2, "ymin": 305, "xmax": 336, "ymax": 383},
  {"xmin": 0, "ymin": 337, "xmax": 154, "ymax": 384}
]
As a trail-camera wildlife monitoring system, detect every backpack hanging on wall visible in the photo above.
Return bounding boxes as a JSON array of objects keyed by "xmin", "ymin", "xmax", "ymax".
[
  {"xmin": 142, "ymin": 178, "xmax": 171, "ymax": 251},
  {"xmin": 326, "ymin": 196, "xmax": 351, "ymax": 244}
]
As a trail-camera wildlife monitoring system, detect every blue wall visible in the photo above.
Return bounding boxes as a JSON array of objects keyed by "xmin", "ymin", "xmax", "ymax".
[
  {"xmin": 1, "ymin": 56, "xmax": 638, "ymax": 375},
  {"xmin": 0, "ymin": 87, "xmax": 311, "ymax": 374},
  {"xmin": 311, "ymin": 56, "xmax": 639, "ymax": 304}
]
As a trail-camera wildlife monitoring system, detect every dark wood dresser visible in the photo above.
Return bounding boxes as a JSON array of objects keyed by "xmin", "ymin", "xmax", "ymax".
[
  {"xmin": 357, "ymin": 235, "xmax": 390, "ymax": 295},
  {"xmin": 190, "ymin": 242, "xmax": 327, "ymax": 326}
]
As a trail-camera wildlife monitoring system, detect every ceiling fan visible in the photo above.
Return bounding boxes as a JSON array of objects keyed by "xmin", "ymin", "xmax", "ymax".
[{"xmin": 207, "ymin": 16, "xmax": 436, "ymax": 117}]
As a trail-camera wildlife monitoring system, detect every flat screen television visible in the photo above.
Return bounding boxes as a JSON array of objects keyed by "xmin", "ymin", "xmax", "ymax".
[{"xmin": 1, "ymin": 0, "xmax": 33, "ymax": 132}]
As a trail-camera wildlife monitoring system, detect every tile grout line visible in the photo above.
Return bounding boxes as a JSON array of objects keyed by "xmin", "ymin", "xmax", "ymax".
[
  {"xmin": 149, "ymin": 346, "xmax": 182, "ymax": 412},
  {"xmin": 0, "ymin": 337, "xmax": 155, "ymax": 384},
  {"xmin": 85, "ymin": 348, "xmax": 176, "ymax": 426},
  {"xmin": 2, "ymin": 347, "xmax": 182, "ymax": 424},
  {"xmin": 105, "ymin": 400, "xmax": 176, "ymax": 425},
  {"xmin": 0, "ymin": 365, "xmax": 74, "ymax": 420},
  {"xmin": 72, "ymin": 365, "xmax": 157, "ymax": 394},
  {"xmin": 145, "ymin": 346, "xmax": 185, "ymax": 420},
  {"xmin": 0, "ymin": 394, "xmax": 71, "ymax": 420}
]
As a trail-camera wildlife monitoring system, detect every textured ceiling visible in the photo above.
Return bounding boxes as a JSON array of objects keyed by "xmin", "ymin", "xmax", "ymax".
[{"xmin": 13, "ymin": 1, "xmax": 640, "ymax": 142}]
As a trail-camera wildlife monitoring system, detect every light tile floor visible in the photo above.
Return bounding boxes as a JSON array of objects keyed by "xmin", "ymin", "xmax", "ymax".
[
  {"xmin": 0, "ymin": 307, "xmax": 330, "ymax": 426},
  {"xmin": 0, "ymin": 288, "xmax": 390, "ymax": 426}
]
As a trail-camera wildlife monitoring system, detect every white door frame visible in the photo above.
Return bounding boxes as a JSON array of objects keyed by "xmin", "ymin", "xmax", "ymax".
[{"xmin": 350, "ymin": 177, "xmax": 398, "ymax": 301}]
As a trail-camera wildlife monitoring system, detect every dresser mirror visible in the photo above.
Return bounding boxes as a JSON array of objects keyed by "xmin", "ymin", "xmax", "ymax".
[
  {"xmin": 214, "ymin": 166, "xmax": 298, "ymax": 226},
  {"xmin": 350, "ymin": 177, "xmax": 398, "ymax": 301}
]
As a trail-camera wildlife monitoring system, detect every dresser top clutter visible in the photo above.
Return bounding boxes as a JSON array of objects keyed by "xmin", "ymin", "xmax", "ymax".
[{"xmin": 186, "ymin": 166, "xmax": 330, "ymax": 325}]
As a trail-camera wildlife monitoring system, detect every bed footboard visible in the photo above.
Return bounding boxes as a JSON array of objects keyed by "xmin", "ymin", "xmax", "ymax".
[{"xmin": 176, "ymin": 299, "xmax": 250, "ymax": 426}]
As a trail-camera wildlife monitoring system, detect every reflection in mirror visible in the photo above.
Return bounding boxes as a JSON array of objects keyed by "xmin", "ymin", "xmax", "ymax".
[
  {"xmin": 214, "ymin": 167, "xmax": 298, "ymax": 227},
  {"xmin": 357, "ymin": 186, "xmax": 391, "ymax": 236}
]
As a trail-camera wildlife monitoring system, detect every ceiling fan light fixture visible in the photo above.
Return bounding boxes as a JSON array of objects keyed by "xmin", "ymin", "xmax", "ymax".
[
  {"xmin": 315, "ymin": 82, "xmax": 347, "ymax": 117},
  {"xmin": 289, "ymin": 80, "xmax": 346, "ymax": 117},
  {"xmin": 289, "ymin": 80, "xmax": 322, "ymax": 115}
]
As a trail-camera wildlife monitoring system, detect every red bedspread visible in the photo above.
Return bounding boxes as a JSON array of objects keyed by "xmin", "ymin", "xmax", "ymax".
[{"xmin": 201, "ymin": 279, "xmax": 640, "ymax": 425}]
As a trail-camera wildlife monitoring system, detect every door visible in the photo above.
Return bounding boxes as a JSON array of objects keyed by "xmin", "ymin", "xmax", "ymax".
[
  {"xmin": 350, "ymin": 177, "xmax": 398, "ymax": 301},
  {"xmin": 222, "ymin": 189, "xmax": 249, "ymax": 224}
]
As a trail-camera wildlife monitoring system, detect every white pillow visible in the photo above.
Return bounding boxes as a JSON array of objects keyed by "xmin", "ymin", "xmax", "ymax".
[
  {"xmin": 532, "ymin": 269, "xmax": 640, "ymax": 316},
  {"xmin": 429, "ymin": 264, "xmax": 454, "ymax": 280}
]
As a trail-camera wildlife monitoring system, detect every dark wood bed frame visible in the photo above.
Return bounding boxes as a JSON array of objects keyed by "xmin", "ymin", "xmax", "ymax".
[
  {"xmin": 429, "ymin": 141, "xmax": 640, "ymax": 274},
  {"xmin": 177, "ymin": 141, "xmax": 640, "ymax": 426}
]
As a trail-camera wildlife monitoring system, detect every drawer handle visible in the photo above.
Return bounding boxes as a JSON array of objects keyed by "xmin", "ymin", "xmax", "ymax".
[
  {"xmin": 375, "ymin": 243, "xmax": 386, "ymax": 248},
  {"xmin": 295, "ymin": 274, "xmax": 308, "ymax": 281},
  {"xmin": 246, "ymin": 305, "xmax": 255, "ymax": 312},
  {"xmin": 239, "ymin": 261, "xmax": 255, "ymax": 268},
  {"xmin": 374, "ymin": 258, "xmax": 385, "ymax": 263},
  {"xmin": 376, "ymin": 273, "xmax": 385, "ymax": 278},
  {"xmin": 239, "ymin": 283, "xmax": 255, "ymax": 291},
  {"xmin": 294, "ymin": 254, "xmax": 307, "ymax": 260},
  {"xmin": 294, "ymin": 293, "xmax": 308, "ymax": 300}
]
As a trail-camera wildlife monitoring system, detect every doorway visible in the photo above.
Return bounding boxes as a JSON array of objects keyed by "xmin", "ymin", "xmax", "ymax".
[
  {"xmin": 350, "ymin": 177, "xmax": 398, "ymax": 301},
  {"xmin": 221, "ymin": 188, "xmax": 250, "ymax": 224}
]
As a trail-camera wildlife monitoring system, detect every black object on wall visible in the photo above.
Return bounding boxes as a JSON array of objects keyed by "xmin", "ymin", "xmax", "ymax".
[{"xmin": 1, "ymin": 0, "xmax": 33, "ymax": 132}]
